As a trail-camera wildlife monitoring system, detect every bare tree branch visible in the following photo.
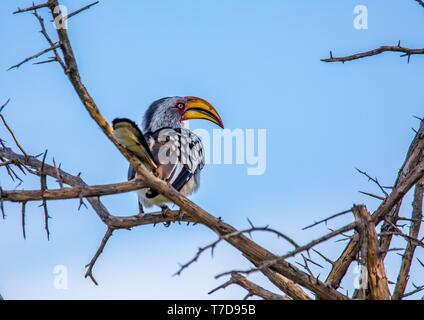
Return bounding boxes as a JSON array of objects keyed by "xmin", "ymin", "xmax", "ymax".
[
  {"xmin": 209, "ymin": 272, "xmax": 288, "ymax": 300},
  {"xmin": 356, "ymin": 168, "xmax": 389, "ymax": 197},
  {"xmin": 321, "ymin": 44, "xmax": 424, "ymax": 63},
  {"xmin": 32, "ymin": 9, "xmax": 66, "ymax": 70},
  {"xmin": 258, "ymin": 267, "xmax": 311, "ymax": 300},
  {"xmin": 302, "ymin": 209, "xmax": 352, "ymax": 230},
  {"xmin": 66, "ymin": 1, "xmax": 99, "ymax": 20},
  {"xmin": 8, "ymin": 44, "xmax": 60, "ymax": 71},
  {"xmin": 0, "ymin": 179, "xmax": 148, "ymax": 202},
  {"xmin": 393, "ymin": 179, "xmax": 424, "ymax": 299},
  {"xmin": 85, "ymin": 227, "xmax": 114, "ymax": 285},
  {"xmin": 40, "ymin": 150, "xmax": 50, "ymax": 240},
  {"xmin": 403, "ymin": 283, "xmax": 424, "ymax": 299},
  {"xmin": 379, "ymin": 204, "xmax": 403, "ymax": 260},
  {"xmin": 13, "ymin": 2, "xmax": 49, "ymax": 14},
  {"xmin": 214, "ymin": 221, "xmax": 357, "ymax": 281},
  {"xmin": 0, "ymin": 99, "xmax": 10, "ymax": 113},
  {"xmin": 0, "ymin": 147, "xmax": 196, "ymax": 228},
  {"xmin": 358, "ymin": 191, "xmax": 385, "ymax": 201},
  {"xmin": 174, "ymin": 223, "xmax": 301, "ymax": 277},
  {"xmin": 0, "ymin": 113, "xmax": 29, "ymax": 158}
]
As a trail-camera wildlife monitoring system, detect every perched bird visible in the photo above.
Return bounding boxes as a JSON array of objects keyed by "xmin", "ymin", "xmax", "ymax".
[{"xmin": 112, "ymin": 96, "xmax": 224, "ymax": 214}]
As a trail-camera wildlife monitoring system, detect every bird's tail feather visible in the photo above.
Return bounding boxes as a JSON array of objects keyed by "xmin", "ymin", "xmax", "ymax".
[{"xmin": 112, "ymin": 118, "xmax": 157, "ymax": 172}]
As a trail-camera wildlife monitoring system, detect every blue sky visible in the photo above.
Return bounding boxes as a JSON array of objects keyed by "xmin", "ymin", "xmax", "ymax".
[{"xmin": 0, "ymin": 0, "xmax": 423, "ymax": 299}]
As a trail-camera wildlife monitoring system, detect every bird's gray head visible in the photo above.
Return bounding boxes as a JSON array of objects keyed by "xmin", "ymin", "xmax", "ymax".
[{"xmin": 142, "ymin": 96, "xmax": 224, "ymax": 132}]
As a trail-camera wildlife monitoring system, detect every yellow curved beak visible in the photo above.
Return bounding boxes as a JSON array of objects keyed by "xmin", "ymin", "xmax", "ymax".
[{"xmin": 182, "ymin": 96, "xmax": 224, "ymax": 128}]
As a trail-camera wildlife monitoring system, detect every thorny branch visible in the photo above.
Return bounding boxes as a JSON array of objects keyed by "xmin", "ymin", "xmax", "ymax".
[
  {"xmin": 0, "ymin": 108, "xmax": 29, "ymax": 158},
  {"xmin": 356, "ymin": 168, "xmax": 389, "ymax": 197},
  {"xmin": 66, "ymin": 1, "xmax": 99, "ymax": 20},
  {"xmin": 173, "ymin": 222, "xmax": 301, "ymax": 277},
  {"xmin": 302, "ymin": 209, "xmax": 352, "ymax": 230},
  {"xmin": 393, "ymin": 179, "xmax": 424, "ymax": 299},
  {"xmin": 13, "ymin": 2, "xmax": 49, "ymax": 14},
  {"xmin": 32, "ymin": 9, "xmax": 66, "ymax": 70},
  {"xmin": 40, "ymin": 150, "xmax": 50, "ymax": 240},
  {"xmin": 85, "ymin": 227, "xmax": 114, "ymax": 285},
  {"xmin": 214, "ymin": 221, "xmax": 357, "ymax": 280},
  {"xmin": 7, "ymin": 44, "xmax": 61, "ymax": 71},
  {"xmin": 403, "ymin": 283, "xmax": 424, "ymax": 299},
  {"xmin": 0, "ymin": 178, "xmax": 149, "ymax": 202},
  {"xmin": 321, "ymin": 43, "xmax": 424, "ymax": 64}
]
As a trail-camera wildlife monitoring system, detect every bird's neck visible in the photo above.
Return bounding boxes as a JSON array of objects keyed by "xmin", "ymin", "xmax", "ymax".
[{"xmin": 146, "ymin": 117, "xmax": 183, "ymax": 133}]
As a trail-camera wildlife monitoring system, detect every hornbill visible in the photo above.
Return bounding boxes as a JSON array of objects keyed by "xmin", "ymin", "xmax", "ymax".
[{"xmin": 112, "ymin": 96, "xmax": 224, "ymax": 215}]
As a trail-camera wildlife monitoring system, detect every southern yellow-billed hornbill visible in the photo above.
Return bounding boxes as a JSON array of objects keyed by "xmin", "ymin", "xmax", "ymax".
[{"xmin": 112, "ymin": 96, "xmax": 224, "ymax": 215}]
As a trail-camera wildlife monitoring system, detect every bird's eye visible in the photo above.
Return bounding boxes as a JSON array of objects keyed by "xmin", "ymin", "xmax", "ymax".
[{"xmin": 176, "ymin": 103, "xmax": 185, "ymax": 109}]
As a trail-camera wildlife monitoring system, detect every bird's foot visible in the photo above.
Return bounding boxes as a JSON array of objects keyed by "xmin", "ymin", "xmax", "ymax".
[
  {"xmin": 161, "ymin": 205, "xmax": 172, "ymax": 227},
  {"xmin": 138, "ymin": 201, "xmax": 144, "ymax": 215}
]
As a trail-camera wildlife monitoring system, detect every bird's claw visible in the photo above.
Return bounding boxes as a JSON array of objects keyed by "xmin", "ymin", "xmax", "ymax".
[
  {"xmin": 138, "ymin": 201, "xmax": 144, "ymax": 215},
  {"xmin": 161, "ymin": 206, "xmax": 172, "ymax": 227},
  {"xmin": 161, "ymin": 206, "xmax": 171, "ymax": 217}
]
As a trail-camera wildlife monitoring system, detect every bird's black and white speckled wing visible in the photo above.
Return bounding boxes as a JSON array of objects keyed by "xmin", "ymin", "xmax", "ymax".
[{"xmin": 144, "ymin": 127, "xmax": 205, "ymax": 196}]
